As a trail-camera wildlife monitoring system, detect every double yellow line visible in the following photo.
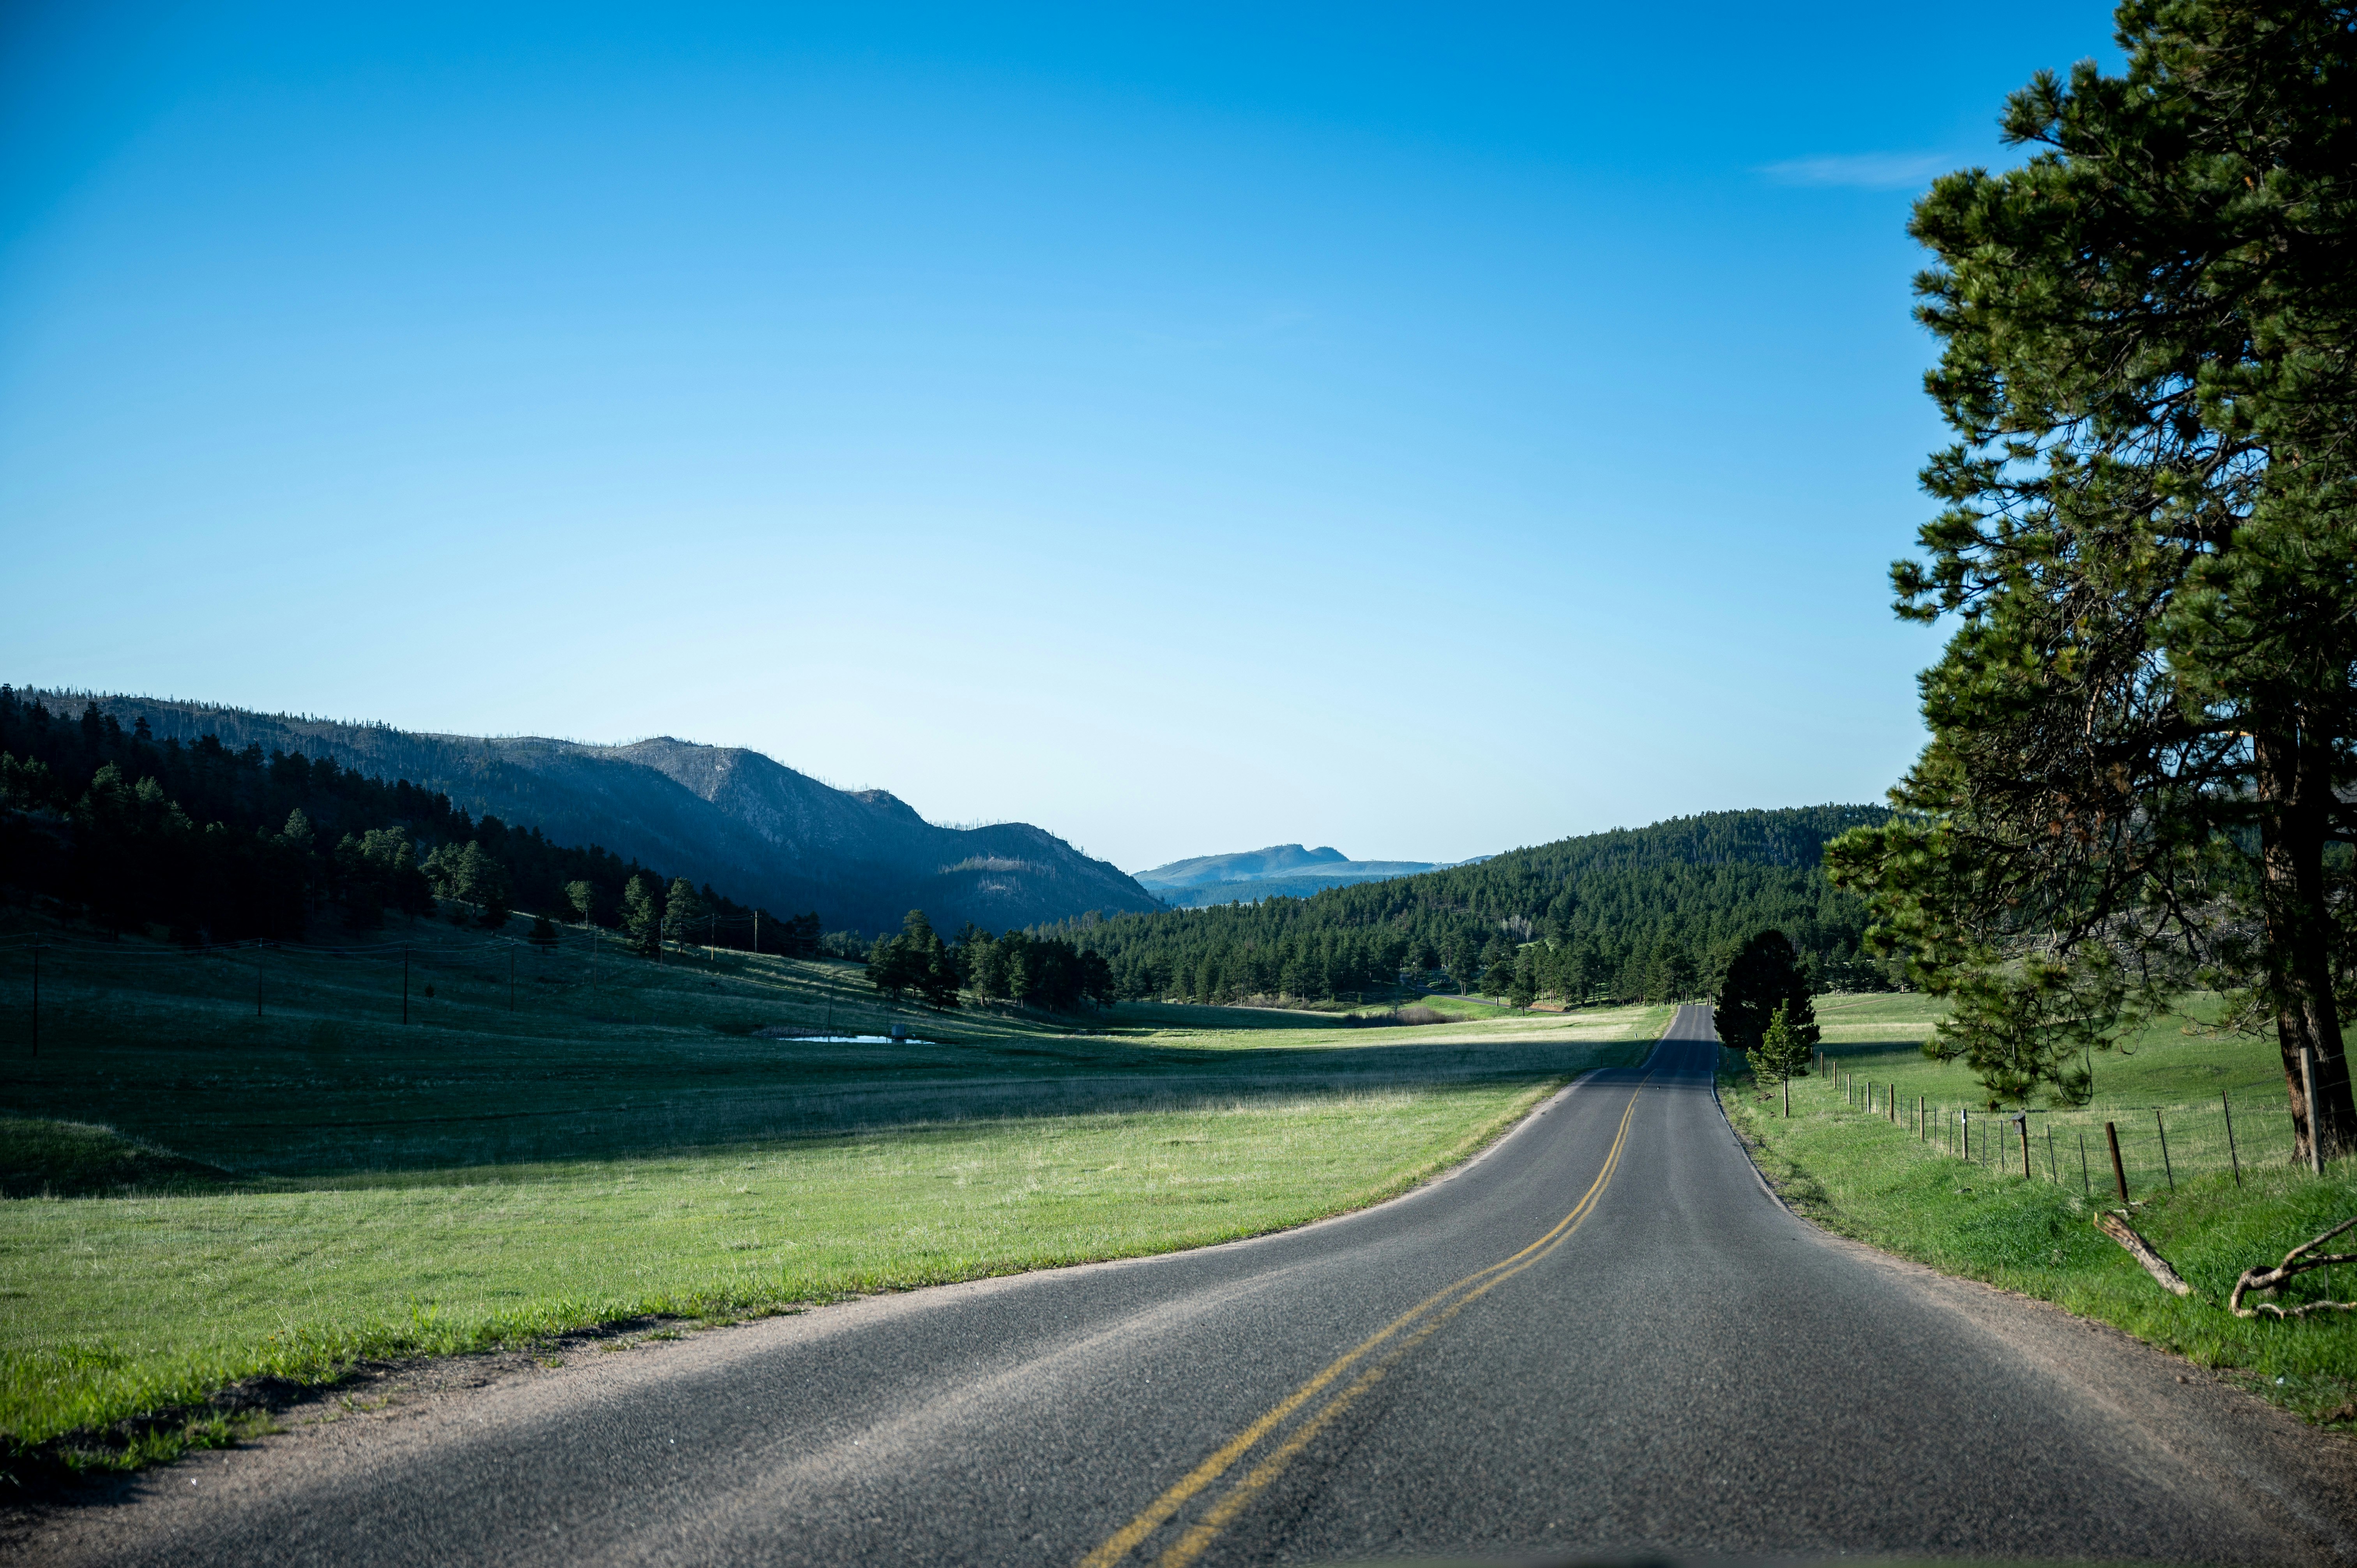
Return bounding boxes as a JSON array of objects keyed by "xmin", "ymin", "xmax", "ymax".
[{"xmin": 1079, "ymin": 1076, "xmax": 1650, "ymax": 1568}]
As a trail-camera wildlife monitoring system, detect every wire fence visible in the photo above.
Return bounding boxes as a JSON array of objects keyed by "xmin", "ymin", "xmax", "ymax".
[
  {"xmin": 0, "ymin": 924, "xmax": 875, "ymax": 1052},
  {"xmin": 1810, "ymin": 1050, "xmax": 2310, "ymax": 1199}
]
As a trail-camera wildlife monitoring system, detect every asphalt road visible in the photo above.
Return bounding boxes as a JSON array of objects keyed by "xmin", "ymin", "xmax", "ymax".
[{"xmin": 24, "ymin": 1005, "xmax": 2357, "ymax": 1566}]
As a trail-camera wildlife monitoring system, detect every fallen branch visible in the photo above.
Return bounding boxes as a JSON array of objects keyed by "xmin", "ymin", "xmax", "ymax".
[
  {"xmin": 2095, "ymin": 1210, "xmax": 2193, "ymax": 1297},
  {"xmin": 2230, "ymin": 1215, "xmax": 2357, "ymax": 1321}
]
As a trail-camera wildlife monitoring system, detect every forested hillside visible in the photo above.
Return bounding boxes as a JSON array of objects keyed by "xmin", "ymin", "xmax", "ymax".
[
  {"xmin": 1044, "ymin": 806, "xmax": 1896, "ymax": 1005},
  {"xmin": 18, "ymin": 690, "xmax": 1157, "ymax": 933},
  {"xmin": 0, "ymin": 689, "xmax": 818, "ymax": 952}
]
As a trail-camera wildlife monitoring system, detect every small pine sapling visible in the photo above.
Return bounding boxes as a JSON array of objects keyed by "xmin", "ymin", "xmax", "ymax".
[{"xmin": 1749, "ymin": 1002, "xmax": 1810, "ymax": 1116}]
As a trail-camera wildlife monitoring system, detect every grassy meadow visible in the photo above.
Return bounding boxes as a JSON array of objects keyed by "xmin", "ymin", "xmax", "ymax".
[
  {"xmin": 1810, "ymin": 991, "xmax": 2306, "ymax": 1191},
  {"xmin": 0, "ymin": 917, "xmax": 1665, "ymax": 1474},
  {"xmin": 1726, "ymin": 992, "xmax": 2357, "ymax": 1428}
]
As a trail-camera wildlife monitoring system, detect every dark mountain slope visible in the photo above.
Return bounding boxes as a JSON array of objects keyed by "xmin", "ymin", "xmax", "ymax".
[{"xmin": 27, "ymin": 693, "xmax": 1156, "ymax": 933}]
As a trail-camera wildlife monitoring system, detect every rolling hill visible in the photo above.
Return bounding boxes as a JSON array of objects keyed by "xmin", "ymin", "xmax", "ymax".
[{"xmin": 1052, "ymin": 806, "xmax": 1897, "ymax": 1003}]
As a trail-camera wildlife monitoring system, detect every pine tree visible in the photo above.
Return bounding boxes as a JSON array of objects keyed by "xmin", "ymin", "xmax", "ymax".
[
  {"xmin": 1748, "ymin": 1001, "xmax": 1811, "ymax": 1088},
  {"xmin": 1827, "ymin": 0, "xmax": 2357, "ymax": 1150},
  {"xmin": 620, "ymin": 874, "xmax": 663, "ymax": 958},
  {"xmin": 1715, "ymin": 929, "xmax": 1818, "ymax": 1059},
  {"xmin": 661, "ymin": 877, "xmax": 707, "ymax": 948},
  {"xmin": 1507, "ymin": 952, "xmax": 1539, "ymax": 1012}
]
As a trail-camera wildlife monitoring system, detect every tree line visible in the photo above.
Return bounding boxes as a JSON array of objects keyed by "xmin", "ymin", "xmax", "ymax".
[
  {"xmin": 1034, "ymin": 806, "xmax": 1897, "ymax": 1007},
  {"xmin": 863, "ymin": 910, "xmax": 1116, "ymax": 1012},
  {"xmin": 0, "ymin": 690, "xmax": 822, "ymax": 957}
]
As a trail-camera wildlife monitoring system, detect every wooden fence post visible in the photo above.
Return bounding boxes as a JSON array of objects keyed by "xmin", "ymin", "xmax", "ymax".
[
  {"xmin": 2221, "ymin": 1091, "xmax": 2241, "ymax": 1186},
  {"xmin": 2154, "ymin": 1108, "xmax": 2174, "ymax": 1192},
  {"xmin": 2105, "ymin": 1121, "xmax": 2130, "ymax": 1205}
]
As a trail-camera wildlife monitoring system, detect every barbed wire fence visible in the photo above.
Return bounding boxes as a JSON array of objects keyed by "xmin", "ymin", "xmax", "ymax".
[
  {"xmin": 0, "ymin": 913, "xmax": 880, "ymax": 1052},
  {"xmin": 1803, "ymin": 1047, "xmax": 2313, "ymax": 1200}
]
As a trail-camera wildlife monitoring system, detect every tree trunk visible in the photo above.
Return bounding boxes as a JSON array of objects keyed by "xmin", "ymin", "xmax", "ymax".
[{"xmin": 2254, "ymin": 724, "xmax": 2357, "ymax": 1163}]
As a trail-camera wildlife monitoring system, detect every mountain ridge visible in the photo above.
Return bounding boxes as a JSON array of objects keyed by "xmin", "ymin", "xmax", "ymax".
[
  {"xmin": 1134, "ymin": 841, "xmax": 1471, "ymax": 908},
  {"xmin": 21, "ymin": 691, "xmax": 1158, "ymax": 933}
]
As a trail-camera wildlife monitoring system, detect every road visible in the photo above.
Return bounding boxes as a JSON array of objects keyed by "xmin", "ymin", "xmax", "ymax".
[{"xmin": 23, "ymin": 1005, "xmax": 2357, "ymax": 1566}]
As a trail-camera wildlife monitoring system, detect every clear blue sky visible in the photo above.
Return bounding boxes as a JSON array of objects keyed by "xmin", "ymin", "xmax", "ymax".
[{"xmin": 0, "ymin": 2, "xmax": 2122, "ymax": 871}]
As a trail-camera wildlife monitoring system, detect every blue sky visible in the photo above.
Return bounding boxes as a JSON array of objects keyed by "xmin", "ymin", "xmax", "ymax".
[{"xmin": 0, "ymin": 2, "xmax": 2122, "ymax": 871}]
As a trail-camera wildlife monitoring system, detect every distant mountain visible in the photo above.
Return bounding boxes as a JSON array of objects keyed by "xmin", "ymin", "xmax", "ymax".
[
  {"xmin": 30, "ymin": 692, "xmax": 1158, "ymax": 934},
  {"xmin": 1134, "ymin": 842, "xmax": 1470, "ymax": 908}
]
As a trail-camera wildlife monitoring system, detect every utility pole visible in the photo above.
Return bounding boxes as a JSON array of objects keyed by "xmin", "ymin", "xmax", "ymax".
[
  {"xmin": 753, "ymin": 910, "xmax": 760, "ymax": 959},
  {"xmin": 509, "ymin": 943, "xmax": 516, "ymax": 1012},
  {"xmin": 402, "ymin": 945, "xmax": 410, "ymax": 1025}
]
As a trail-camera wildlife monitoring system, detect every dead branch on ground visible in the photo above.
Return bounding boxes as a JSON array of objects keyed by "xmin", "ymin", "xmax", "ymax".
[
  {"xmin": 2096, "ymin": 1210, "xmax": 2194, "ymax": 1296},
  {"xmin": 2230, "ymin": 1216, "xmax": 2357, "ymax": 1320}
]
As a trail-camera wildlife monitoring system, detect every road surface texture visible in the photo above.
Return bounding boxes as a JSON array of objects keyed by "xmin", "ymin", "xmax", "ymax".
[{"xmin": 16, "ymin": 1005, "xmax": 2357, "ymax": 1566}]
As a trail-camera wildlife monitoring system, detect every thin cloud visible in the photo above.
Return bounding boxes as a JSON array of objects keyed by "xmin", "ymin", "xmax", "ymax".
[{"xmin": 1758, "ymin": 152, "xmax": 1958, "ymax": 190}]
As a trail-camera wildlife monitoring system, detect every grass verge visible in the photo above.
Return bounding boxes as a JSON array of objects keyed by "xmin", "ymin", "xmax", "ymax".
[{"xmin": 1719, "ymin": 1050, "xmax": 2357, "ymax": 1430}]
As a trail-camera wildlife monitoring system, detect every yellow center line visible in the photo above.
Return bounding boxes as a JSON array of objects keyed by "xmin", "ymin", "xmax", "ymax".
[{"xmin": 1080, "ymin": 1075, "xmax": 1650, "ymax": 1568}]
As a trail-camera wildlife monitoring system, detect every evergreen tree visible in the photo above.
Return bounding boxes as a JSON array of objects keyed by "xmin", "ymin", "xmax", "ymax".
[
  {"xmin": 1715, "ymin": 929, "xmax": 1818, "ymax": 1059},
  {"xmin": 426, "ymin": 841, "xmax": 512, "ymax": 929},
  {"xmin": 661, "ymin": 877, "xmax": 707, "ymax": 948},
  {"xmin": 865, "ymin": 909, "xmax": 962, "ymax": 1009},
  {"xmin": 1748, "ymin": 1001, "xmax": 1811, "ymax": 1087},
  {"xmin": 1652, "ymin": 939, "xmax": 1696, "ymax": 1004},
  {"xmin": 1827, "ymin": 0, "xmax": 2357, "ymax": 1147},
  {"xmin": 1479, "ymin": 934, "xmax": 1514, "ymax": 975},
  {"xmin": 620, "ymin": 874, "xmax": 663, "ymax": 958},
  {"xmin": 1507, "ymin": 950, "xmax": 1539, "ymax": 1011},
  {"xmin": 1439, "ymin": 935, "xmax": 1471, "ymax": 994}
]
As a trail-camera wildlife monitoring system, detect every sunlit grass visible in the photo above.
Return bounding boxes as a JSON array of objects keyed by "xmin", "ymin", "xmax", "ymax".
[
  {"xmin": 0, "ymin": 919, "xmax": 1665, "ymax": 1473},
  {"xmin": 2, "ymin": 1082, "xmax": 1581, "ymax": 1462},
  {"xmin": 1723, "ymin": 1040, "xmax": 2357, "ymax": 1429}
]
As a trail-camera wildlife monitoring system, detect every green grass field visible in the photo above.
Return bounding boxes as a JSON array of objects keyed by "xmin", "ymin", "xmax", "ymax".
[
  {"xmin": 1726, "ymin": 993, "xmax": 2357, "ymax": 1429},
  {"xmin": 1809, "ymin": 991, "xmax": 2306, "ymax": 1190},
  {"xmin": 0, "ymin": 918, "xmax": 1667, "ymax": 1474}
]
